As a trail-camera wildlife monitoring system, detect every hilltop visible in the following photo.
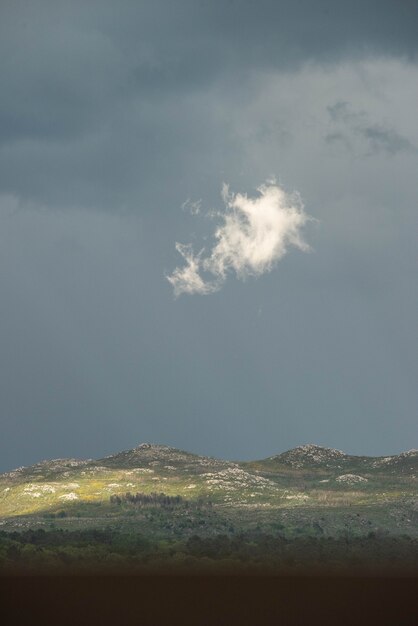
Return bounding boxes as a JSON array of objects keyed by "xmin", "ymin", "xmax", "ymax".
[
  {"xmin": 248, "ymin": 443, "xmax": 418, "ymax": 474},
  {"xmin": 0, "ymin": 442, "xmax": 417, "ymax": 542}
]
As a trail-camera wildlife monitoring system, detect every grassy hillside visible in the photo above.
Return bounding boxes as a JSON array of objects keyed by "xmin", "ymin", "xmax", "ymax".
[{"xmin": 1, "ymin": 443, "xmax": 417, "ymax": 540}]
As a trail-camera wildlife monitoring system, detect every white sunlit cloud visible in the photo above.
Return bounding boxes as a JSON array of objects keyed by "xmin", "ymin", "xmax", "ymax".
[{"xmin": 167, "ymin": 181, "xmax": 312, "ymax": 296}]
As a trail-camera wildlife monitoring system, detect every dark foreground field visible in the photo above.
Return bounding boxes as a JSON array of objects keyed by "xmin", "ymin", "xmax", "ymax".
[
  {"xmin": 2, "ymin": 574, "xmax": 418, "ymax": 626},
  {"xmin": 1, "ymin": 531, "xmax": 418, "ymax": 626}
]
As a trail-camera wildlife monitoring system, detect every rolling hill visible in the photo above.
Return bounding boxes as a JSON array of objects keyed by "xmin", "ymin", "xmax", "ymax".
[{"xmin": 1, "ymin": 443, "xmax": 417, "ymax": 539}]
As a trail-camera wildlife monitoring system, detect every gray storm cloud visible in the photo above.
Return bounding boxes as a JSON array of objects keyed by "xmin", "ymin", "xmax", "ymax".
[{"xmin": 167, "ymin": 182, "xmax": 312, "ymax": 296}]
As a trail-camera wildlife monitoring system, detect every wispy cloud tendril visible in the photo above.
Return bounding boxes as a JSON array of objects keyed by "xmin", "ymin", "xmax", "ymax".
[{"xmin": 167, "ymin": 182, "xmax": 312, "ymax": 296}]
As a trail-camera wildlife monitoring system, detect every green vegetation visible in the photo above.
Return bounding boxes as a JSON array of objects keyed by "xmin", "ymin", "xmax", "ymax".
[
  {"xmin": 1, "ymin": 528, "xmax": 417, "ymax": 575},
  {"xmin": 0, "ymin": 443, "xmax": 417, "ymax": 573}
]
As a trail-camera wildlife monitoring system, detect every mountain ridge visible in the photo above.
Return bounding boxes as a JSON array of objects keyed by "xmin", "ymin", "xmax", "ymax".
[
  {"xmin": 3, "ymin": 442, "xmax": 418, "ymax": 477},
  {"xmin": 1, "ymin": 441, "xmax": 417, "ymax": 539}
]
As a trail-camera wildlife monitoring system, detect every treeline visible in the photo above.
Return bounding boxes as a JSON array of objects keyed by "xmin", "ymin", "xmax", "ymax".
[
  {"xmin": 110, "ymin": 492, "xmax": 184, "ymax": 507},
  {"xmin": 1, "ymin": 529, "xmax": 418, "ymax": 575}
]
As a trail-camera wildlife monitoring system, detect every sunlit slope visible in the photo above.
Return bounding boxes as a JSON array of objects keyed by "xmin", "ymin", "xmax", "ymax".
[
  {"xmin": 0, "ymin": 443, "xmax": 279, "ymax": 517},
  {"xmin": 0, "ymin": 443, "xmax": 417, "ymax": 535}
]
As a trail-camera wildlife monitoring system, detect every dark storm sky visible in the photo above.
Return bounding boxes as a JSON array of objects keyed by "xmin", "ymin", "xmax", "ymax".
[{"xmin": 1, "ymin": 0, "xmax": 417, "ymax": 470}]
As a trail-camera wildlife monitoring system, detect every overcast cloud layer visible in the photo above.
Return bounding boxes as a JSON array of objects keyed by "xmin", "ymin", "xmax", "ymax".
[{"xmin": 0, "ymin": 0, "xmax": 417, "ymax": 471}]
